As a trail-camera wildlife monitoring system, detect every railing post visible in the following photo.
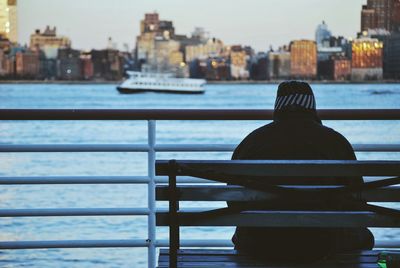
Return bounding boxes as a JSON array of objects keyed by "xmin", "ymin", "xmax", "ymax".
[{"xmin": 148, "ymin": 120, "xmax": 156, "ymax": 268}]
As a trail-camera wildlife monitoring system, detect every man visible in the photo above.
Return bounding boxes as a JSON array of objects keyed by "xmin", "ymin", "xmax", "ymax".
[{"xmin": 231, "ymin": 81, "xmax": 374, "ymax": 262}]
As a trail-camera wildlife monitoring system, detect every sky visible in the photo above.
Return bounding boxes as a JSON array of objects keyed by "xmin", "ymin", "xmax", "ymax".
[{"xmin": 19, "ymin": 0, "xmax": 366, "ymax": 52}]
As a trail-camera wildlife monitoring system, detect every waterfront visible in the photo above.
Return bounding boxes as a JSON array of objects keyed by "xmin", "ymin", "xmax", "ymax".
[{"xmin": 0, "ymin": 83, "xmax": 400, "ymax": 267}]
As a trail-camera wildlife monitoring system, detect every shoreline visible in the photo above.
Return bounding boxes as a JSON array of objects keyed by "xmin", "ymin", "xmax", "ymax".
[{"xmin": 0, "ymin": 80, "xmax": 399, "ymax": 85}]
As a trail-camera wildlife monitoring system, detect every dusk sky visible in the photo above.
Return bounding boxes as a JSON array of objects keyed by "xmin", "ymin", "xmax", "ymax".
[{"xmin": 20, "ymin": 0, "xmax": 366, "ymax": 51}]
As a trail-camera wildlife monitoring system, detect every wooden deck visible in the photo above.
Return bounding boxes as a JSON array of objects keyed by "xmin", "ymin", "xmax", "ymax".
[{"xmin": 157, "ymin": 249, "xmax": 394, "ymax": 268}]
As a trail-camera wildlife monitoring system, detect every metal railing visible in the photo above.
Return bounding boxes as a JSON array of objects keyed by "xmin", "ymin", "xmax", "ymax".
[{"xmin": 1, "ymin": 109, "xmax": 400, "ymax": 268}]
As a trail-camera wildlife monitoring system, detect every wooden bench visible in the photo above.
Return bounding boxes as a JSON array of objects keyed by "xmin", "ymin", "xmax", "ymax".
[{"xmin": 155, "ymin": 160, "xmax": 400, "ymax": 268}]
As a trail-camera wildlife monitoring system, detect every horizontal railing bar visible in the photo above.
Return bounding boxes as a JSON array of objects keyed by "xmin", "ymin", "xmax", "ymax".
[
  {"xmin": 156, "ymin": 177, "xmax": 217, "ymax": 184},
  {"xmin": 155, "ymin": 239, "xmax": 400, "ymax": 249},
  {"xmin": 0, "ymin": 208, "xmax": 150, "ymax": 217},
  {"xmin": 0, "ymin": 239, "xmax": 397, "ymax": 249},
  {"xmin": 0, "ymin": 239, "xmax": 149, "ymax": 249},
  {"xmin": 0, "ymin": 144, "xmax": 149, "ymax": 152},
  {"xmin": 353, "ymin": 144, "xmax": 400, "ymax": 152},
  {"xmin": 0, "ymin": 176, "xmax": 150, "ymax": 185},
  {"xmin": 156, "ymin": 144, "xmax": 234, "ymax": 152},
  {"xmin": 156, "ymin": 239, "xmax": 233, "ymax": 248},
  {"xmin": 1, "ymin": 176, "xmax": 383, "ymax": 185},
  {"xmin": 1, "ymin": 144, "xmax": 399, "ymax": 153},
  {"xmin": 1, "ymin": 109, "xmax": 400, "ymax": 120},
  {"xmin": 157, "ymin": 144, "xmax": 400, "ymax": 152},
  {"xmin": 0, "ymin": 176, "xmax": 215, "ymax": 185}
]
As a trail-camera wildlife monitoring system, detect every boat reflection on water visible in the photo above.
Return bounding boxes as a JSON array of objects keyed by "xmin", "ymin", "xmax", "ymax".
[{"xmin": 117, "ymin": 71, "xmax": 206, "ymax": 94}]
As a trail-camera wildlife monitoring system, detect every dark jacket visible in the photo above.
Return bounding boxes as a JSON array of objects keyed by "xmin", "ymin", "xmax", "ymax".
[{"xmin": 231, "ymin": 110, "xmax": 374, "ymax": 262}]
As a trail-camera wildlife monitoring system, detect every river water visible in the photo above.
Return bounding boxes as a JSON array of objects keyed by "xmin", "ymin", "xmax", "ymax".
[{"xmin": 0, "ymin": 83, "xmax": 399, "ymax": 267}]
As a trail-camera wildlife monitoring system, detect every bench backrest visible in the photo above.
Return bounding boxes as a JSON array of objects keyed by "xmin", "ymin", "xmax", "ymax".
[{"xmin": 156, "ymin": 160, "xmax": 400, "ymax": 227}]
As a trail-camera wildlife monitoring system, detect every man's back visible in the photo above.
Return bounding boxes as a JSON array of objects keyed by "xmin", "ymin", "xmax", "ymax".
[{"xmin": 231, "ymin": 81, "xmax": 374, "ymax": 262}]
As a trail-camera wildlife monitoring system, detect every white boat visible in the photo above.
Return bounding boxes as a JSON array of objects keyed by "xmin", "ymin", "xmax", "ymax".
[{"xmin": 117, "ymin": 71, "xmax": 206, "ymax": 94}]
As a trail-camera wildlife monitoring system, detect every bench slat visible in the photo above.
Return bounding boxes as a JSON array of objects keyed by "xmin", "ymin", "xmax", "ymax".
[
  {"xmin": 158, "ymin": 263, "xmax": 379, "ymax": 268},
  {"xmin": 159, "ymin": 255, "xmax": 378, "ymax": 263},
  {"xmin": 159, "ymin": 249, "xmax": 382, "ymax": 256},
  {"xmin": 156, "ymin": 160, "xmax": 400, "ymax": 177},
  {"xmin": 156, "ymin": 185, "xmax": 400, "ymax": 202},
  {"xmin": 157, "ymin": 210, "xmax": 400, "ymax": 227}
]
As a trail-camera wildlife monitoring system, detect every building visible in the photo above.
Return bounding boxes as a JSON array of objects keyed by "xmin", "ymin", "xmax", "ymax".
[
  {"xmin": 290, "ymin": 40, "xmax": 317, "ymax": 79},
  {"xmin": 318, "ymin": 56, "xmax": 351, "ymax": 81},
  {"xmin": 229, "ymin": 45, "xmax": 249, "ymax": 80},
  {"xmin": 384, "ymin": 32, "xmax": 400, "ymax": 79},
  {"xmin": 139, "ymin": 38, "xmax": 186, "ymax": 75},
  {"xmin": 250, "ymin": 52, "xmax": 268, "ymax": 80},
  {"xmin": 91, "ymin": 49, "xmax": 123, "ymax": 80},
  {"xmin": 140, "ymin": 12, "xmax": 175, "ymax": 39},
  {"xmin": 30, "ymin": 26, "xmax": 71, "ymax": 51},
  {"xmin": 136, "ymin": 12, "xmax": 179, "ymax": 70},
  {"xmin": 57, "ymin": 48, "xmax": 82, "ymax": 80},
  {"xmin": 351, "ymin": 37, "xmax": 383, "ymax": 81},
  {"xmin": 38, "ymin": 50, "xmax": 57, "ymax": 80},
  {"xmin": 185, "ymin": 38, "xmax": 224, "ymax": 62},
  {"xmin": 315, "ymin": 21, "xmax": 332, "ymax": 46},
  {"xmin": 80, "ymin": 52, "xmax": 94, "ymax": 80},
  {"xmin": 361, "ymin": 0, "xmax": 400, "ymax": 32},
  {"xmin": 317, "ymin": 46, "xmax": 344, "ymax": 62},
  {"xmin": 15, "ymin": 49, "xmax": 40, "ymax": 78},
  {"xmin": 141, "ymin": 13, "xmax": 160, "ymax": 34},
  {"xmin": 0, "ymin": 0, "xmax": 17, "ymax": 43},
  {"xmin": 136, "ymin": 32, "xmax": 156, "ymax": 68},
  {"xmin": 267, "ymin": 48, "xmax": 291, "ymax": 80},
  {"xmin": 0, "ymin": 48, "xmax": 6, "ymax": 75},
  {"xmin": 394, "ymin": 0, "xmax": 400, "ymax": 32},
  {"xmin": 206, "ymin": 57, "xmax": 230, "ymax": 80}
]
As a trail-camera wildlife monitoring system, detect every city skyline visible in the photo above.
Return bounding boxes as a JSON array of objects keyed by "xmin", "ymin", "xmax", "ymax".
[{"xmin": 19, "ymin": 0, "xmax": 365, "ymax": 51}]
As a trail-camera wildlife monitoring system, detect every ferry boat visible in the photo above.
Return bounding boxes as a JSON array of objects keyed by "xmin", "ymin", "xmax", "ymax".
[{"xmin": 117, "ymin": 71, "xmax": 206, "ymax": 94}]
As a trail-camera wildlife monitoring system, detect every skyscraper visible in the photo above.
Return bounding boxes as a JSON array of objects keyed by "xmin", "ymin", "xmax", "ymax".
[
  {"xmin": 0, "ymin": 0, "xmax": 17, "ymax": 43},
  {"xmin": 361, "ymin": 0, "xmax": 400, "ymax": 32},
  {"xmin": 351, "ymin": 36, "xmax": 383, "ymax": 80},
  {"xmin": 290, "ymin": 40, "xmax": 317, "ymax": 79},
  {"xmin": 315, "ymin": 21, "xmax": 332, "ymax": 46}
]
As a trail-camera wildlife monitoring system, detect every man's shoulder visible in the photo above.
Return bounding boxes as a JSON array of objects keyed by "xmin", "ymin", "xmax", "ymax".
[
  {"xmin": 317, "ymin": 124, "xmax": 350, "ymax": 144},
  {"xmin": 232, "ymin": 122, "xmax": 276, "ymax": 159},
  {"xmin": 243, "ymin": 122, "xmax": 277, "ymax": 140}
]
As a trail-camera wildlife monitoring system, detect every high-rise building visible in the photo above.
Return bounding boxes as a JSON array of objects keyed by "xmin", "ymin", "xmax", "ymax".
[
  {"xmin": 290, "ymin": 40, "xmax": 317, "ymax": 79},
  {"xmin": 0, "ymin": 0, "xmax": 17, "ymax": 43},
  {"xmin": 351, "ymin": 36, "xmax": 383, "ymax": 80},
  {"xmin": 361, "ymin": 0, "xmax": 400, "ymax": 32},
  {"xmin": 267, "ymin": 48, "xmax": 291, "ymax": 80},
  {"xmin": 394, "ymin": 0, "xmax": 400, "ymax": 32},
  {"xmin": 315, "ymin": 21, "xmax": 332, "ymax": 46},
  {"xmin": 384, "ymin": 32, "xmax": 400, "ymax": 78}
]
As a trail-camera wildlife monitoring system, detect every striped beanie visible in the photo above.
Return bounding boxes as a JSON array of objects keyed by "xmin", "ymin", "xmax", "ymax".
[{"xmin": 274, "ymin": 81, "xmax": 316, "ymax": 111}]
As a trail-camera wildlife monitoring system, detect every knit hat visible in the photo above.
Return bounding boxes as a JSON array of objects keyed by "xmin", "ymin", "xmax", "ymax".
[{"xmin": 274, "ymin": 81, "xmax": 316, "ymax": 111}]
